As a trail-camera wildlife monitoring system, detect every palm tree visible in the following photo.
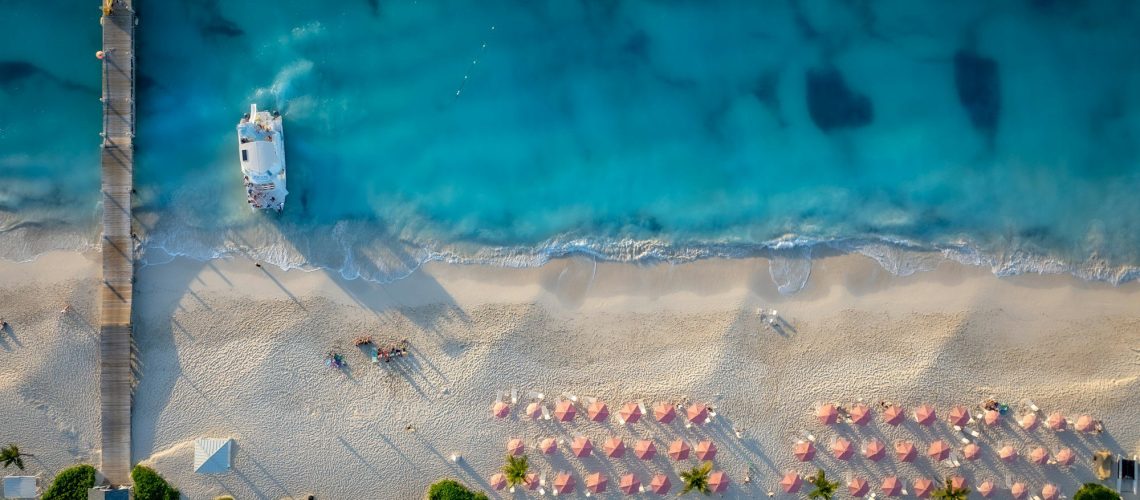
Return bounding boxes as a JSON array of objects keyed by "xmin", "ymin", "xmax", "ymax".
[
  {"xmin": 1, "ymin": 444, "xmax": 33, "ymax": 470},
  {"xmin": 680, "ymin": 460, "xmax": 714, "ymax": 495},
  {"xmin": 502, "ymin": 454, "xmax": 529, "ymax": 490},
  {"xmin": 807, "ymin": 469, "xmax": 839, "ymax": 500},
  {"xmin": 932, "ymin": 478, "xmax": 969, "ymax": 500}
]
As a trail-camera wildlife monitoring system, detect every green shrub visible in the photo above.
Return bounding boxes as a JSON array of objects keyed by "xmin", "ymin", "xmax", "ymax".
[
  {"xmin": 42, "ymin": 464, "xmax": 97, "ymax": 500},
  {"xmin": 1074, "ymin": 483, "xmax": 1120, "ymax": 500},
  {"xmin": 130, "ymin": 465, "xmax": 180, "ymax": 500},
  {"xmin": 426, "ymin": 479, "xmax": 489, "ymax": 500}
]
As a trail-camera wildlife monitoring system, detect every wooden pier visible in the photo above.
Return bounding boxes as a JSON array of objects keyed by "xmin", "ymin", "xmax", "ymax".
[{"xmin": 99, "ymin": 0, "xmax": 136, "ymax": 486}]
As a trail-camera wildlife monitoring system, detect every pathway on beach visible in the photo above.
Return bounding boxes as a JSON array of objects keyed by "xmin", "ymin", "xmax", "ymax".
[{"xmin": 98, "ymin": 0, "xmax": 136, "ymax": 486}]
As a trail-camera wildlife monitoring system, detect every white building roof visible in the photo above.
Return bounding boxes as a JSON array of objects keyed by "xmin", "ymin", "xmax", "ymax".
[
  {"xmin": 193, "ymin": 438, "xmax": 233, "ymax": 474},
  {"xmin": 240, "ymin": 140, "xmax": 282, "ymax": 181},
  {"xmin": 3, "ymin": 476, "xmax": 37, "ymax": 499}
]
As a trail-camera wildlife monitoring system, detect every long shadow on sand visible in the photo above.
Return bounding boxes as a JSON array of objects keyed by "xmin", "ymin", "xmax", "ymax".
[{"xmin": 130, "ymin": 255, "xmax": 205, "ymax": 462}]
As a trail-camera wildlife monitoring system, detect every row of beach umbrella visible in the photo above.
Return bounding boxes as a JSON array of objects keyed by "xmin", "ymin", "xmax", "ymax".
[
  {"xmin": 793, "ymin": 438, "xmax": 1077, "ymax": 466},
  {"xmin": 815, "ymin": 402, "xmax": 1098, "ymax": 432},
  {"xmin": 489, "ymin": 470, "xmax": 728, "ymax": 495},
  {"xmin": 780, "ymin": 472, "xmax": 1061, "ymax": 499},
  {"xmin": 506, "ymin": 436, "xmax": 718, "ymax": 461},
  {"xmin": 494, "ymin": 399, "xmax": 713, "ymax": 426}
]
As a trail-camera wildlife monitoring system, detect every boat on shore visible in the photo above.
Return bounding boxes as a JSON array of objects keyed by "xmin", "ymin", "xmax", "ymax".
[{"xmin": 238, "ymin": 104, "xmax": 286, "ymax": 212}]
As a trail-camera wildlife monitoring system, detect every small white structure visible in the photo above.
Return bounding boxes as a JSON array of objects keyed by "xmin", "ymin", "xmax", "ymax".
[
  {"xmin": 3, "ymin": 476, "xmax": 38, "ymax": 499},
  {"xmin": 238, "ymin": 103, "xmax": 287, "ymax": 211},
  {"xmin": 193, "ymin": 437, "xmax": 233, "ymax": 474},
  {"xmin": 88, "ymin": 485, "xmax": 132, "ymax": 499}
]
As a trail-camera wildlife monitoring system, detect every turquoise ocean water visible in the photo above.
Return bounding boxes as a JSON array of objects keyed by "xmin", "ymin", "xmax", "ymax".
[{"xmin": 3, "ymin": 1, "xmax": 1140, "ymax": 288}]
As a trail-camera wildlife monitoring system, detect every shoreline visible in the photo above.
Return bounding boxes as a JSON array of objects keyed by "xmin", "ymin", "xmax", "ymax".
[{"xmin": 0, "ymin": 250, "xmax": 1137, "ymax": 498}]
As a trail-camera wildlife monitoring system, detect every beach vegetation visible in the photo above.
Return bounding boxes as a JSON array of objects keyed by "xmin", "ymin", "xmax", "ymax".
[
  {"xmin": 807, "ymin": 469, "xmax": 840, "ymax": 500},
  {"xmin": 130, "ymin": 465, "xmax": 180, "ymax": 500},
  {"xmin": 932, "ymin": 478, "xmax": 970, "ymax": 500},
  {"xmin": 502, "ymin": 454, "xmax": 529, "ymax": 488},
  {"xmin": 679, "ymin": 460, "xmax": 714, "ymax": 495},
  {"xmin": 426, "ymin": 479, "xmax": 489, "ymax": 500},
  {"xmin": 1, "ymin": 444, "xmax": 33, "ymax": 470},
  {"xmin": 41, "ymin": 464, "xmax": 96, "ymax": 500},
  {"xmin": 1074, "ymin": 483, "xmax": 1120, "ymax": 500}
]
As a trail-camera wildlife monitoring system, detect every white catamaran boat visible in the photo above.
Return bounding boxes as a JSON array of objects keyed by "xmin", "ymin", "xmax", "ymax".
[{"xmin": 238, "ymin": 104, "xmax": 287, "ymax": 212}]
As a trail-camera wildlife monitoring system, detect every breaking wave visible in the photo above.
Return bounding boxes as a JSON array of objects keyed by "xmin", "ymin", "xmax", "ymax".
[{"xmin": 126, "ymin": 222, "xmax": 1140, "ymax": 291}]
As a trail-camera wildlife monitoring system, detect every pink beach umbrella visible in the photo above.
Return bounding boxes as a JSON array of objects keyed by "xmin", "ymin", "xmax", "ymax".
[
  {"xmin": 619, "ymin": 402, "xmax": 642, "ymax": 423},
  {"xmin": 649, "ymin": 474, "xmax": 671, "ymax": 495},
  {"xmin": 950, "ymin": 476, "xmax": 967, "ymax": 490},
  {"xmin": 619, "ymin": 474, "xmax": 640, "ymax": 495},
  {"xmin": 492, "ymin": 401, "xmax": 509, "ymax": 418},
  {"xmin": 524, "ymin": 472, "xmax": 540, "ymax": 490},
  {"xmin": 962, "ymin": 443, "xmax": 981, "ymax": 461},
  {"xmin": 881, "ymin": 477, "xmax": 902, "ymax": 497},
  {"xmin": 831, "ymin": 438, "xmax": 853, "ymax": 460},
  {"xmin": 571, "ymin": 436, "xmax": 593, "ymax": 457},
  {"xmin": 999, "ymin": 445, "xmax": 1018, "ymax": 462},
  {"xmin": 1011, "ymin": 482, "xmax": 1028, "ymax": 499},
  {"xmin": 1046, "ymin": 412, "xmax": 1066, "ymax": 431},
  {"xmin": 780, "ymin": 472, "xmax": 803, "ymax": 493},
  {"xmin": 586, "ymin": 472, "xmax": 607, "ymax": 494},
  {"xmin": 848, "ymin": 478, "xmax": 869, "ymax": 497},
  {"xmin": 1055, "ymin": 447, "xmax": 1075, "ymax": 466},
  {"xmin": 862, "ymin": 439, "xmax": 886, "ymax": 461},
  {"xmin": 708, "ymin": 471, "xmax": 728, "ymax": 493},
  {"xmin": 913, "ymin": 478, "xmax": 934, "ymax": 498},
  {"xmin": 1029, "ymin": 446, "xmax": 1049, "ymax": 464},
  {"xmin": 1020, "ymin": 412, "xmax": 1038, "ymax": 430},
  {"xmin": 540, "ymin": 437, "xmax": 558, "ymax": 455},
  {"xmin": 525, "ymin": 402, "xmax": 542, "ymax": 419},
  {"xmin": 553, "ymin": 472, "xmax": 575, "ymax": 495},
  {"xmin": 895, "ymin": 441, "xmax": 916, "ymax": 462},
  {"xmin": 654, "ymin": 402, "xmax": 676, "ymax": 424},
  {"xmin": 668, "ymin": 439, "xmax": 691, "ymax": 460},
  {"xmin": 687, "ymin": 404, "xmax": 709, "ymax": 425},
  {"xmin": 554, "ymin": 400, "xmax": 576, "ymax": 422},
  {"xmin": 603, "ymin": 437, "xmax": 625, "ymax": 458},
  {"xmin": 1042, "ymin": 484, "xmax": 1059, "ymax": 500},
  {"xmin": 914, "ymin": 404, "xmax": 936, "ymax": 425},
  {"xmin": 927, "ymin": 440, "xmax": 952, "ymax": 462},
  {"xmin": 634, "ymin": 439, "xmax": 657, "ymax": 460},
  {"xmin": 507, "ymin": 438, "xmax": 525, "ymax": 456},
  {"xmin": 976, "ymin": 479, "xmax": 995, "ymax": 497},
  {"xmin": 882, "ymin": 405, "xmax": 905, "ymax": 425},
  {"xmin": 817, "ymin": 403, "xmax": 839, "ymax": 425},
  {"xmin": 794, "ymin": 440, "xmax": 816, "ymax": 461},
  {"xmin": 948, "ymin": 405, "xmax": 971, "ymax": 427},
  {"xmin": 1074, "ymin": 414, "xmax": 1094, "ymax": 432},
  {"xmin": 489, "ymin": 473, "xmax": 507, "ymax": 491},
  {"xmin": 984, "ymin": 409, "xmax": 1001, "ymax": 426},
  {"xmin": 849, "ymin": 402, "xmax": 871, "ymax": 425},
  {"xmin": 588, "ymin": 401, "xmax": 609, "ymax": 422},
  {"xmin": 695, "ymin": 440, "xmax": 718, "ymax": 461}
]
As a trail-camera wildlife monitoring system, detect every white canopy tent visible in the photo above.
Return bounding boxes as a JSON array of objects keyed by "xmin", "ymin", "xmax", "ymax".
[{"xmin": 193, "ymin": 438, "xmax": 233, "ymax": 474}]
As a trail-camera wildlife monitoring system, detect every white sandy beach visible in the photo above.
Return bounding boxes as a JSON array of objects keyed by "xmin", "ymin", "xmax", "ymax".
[{"xmin": 1, "ymin": 252, "xmax": 1138, "ymax": 499}]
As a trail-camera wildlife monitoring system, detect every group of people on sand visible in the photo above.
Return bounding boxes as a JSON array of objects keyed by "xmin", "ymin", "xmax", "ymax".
[
  {"xmin": 376, "ymin": 339, "xmax": 409, "ymax": 363},
  {"xmin": 350, "ymin": 336, "xmax": 410, "ymax": 364}
]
